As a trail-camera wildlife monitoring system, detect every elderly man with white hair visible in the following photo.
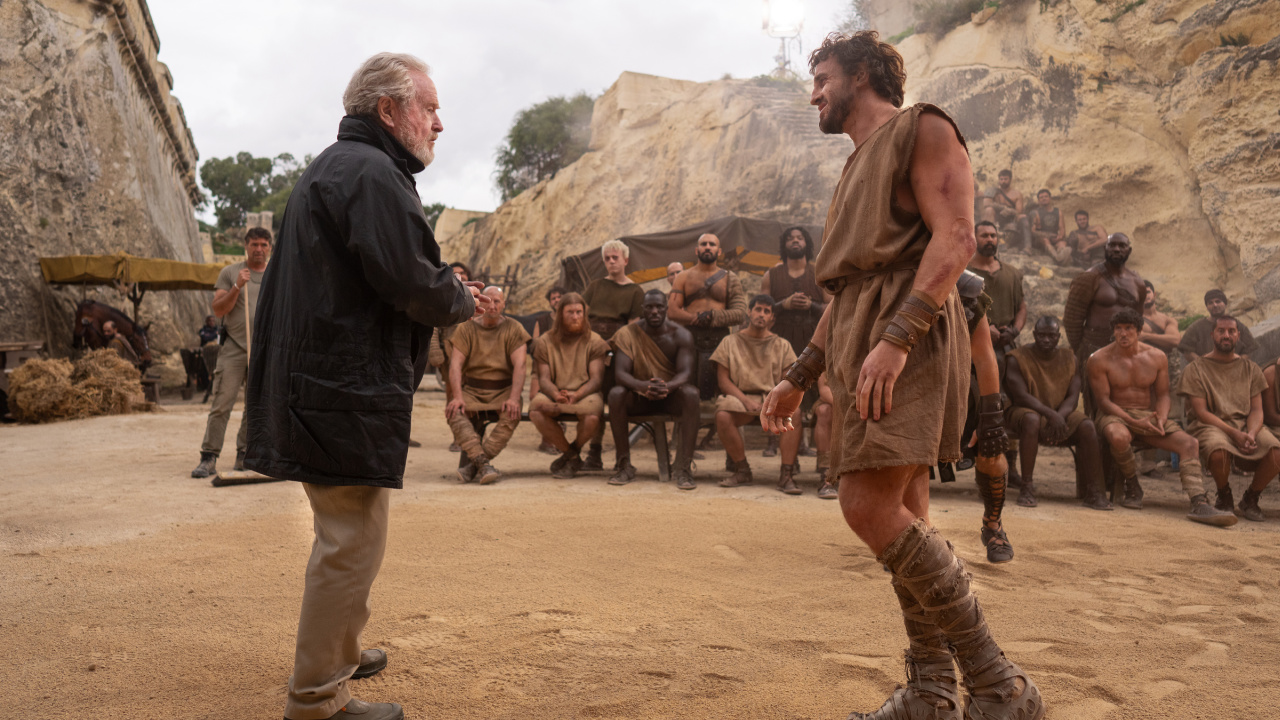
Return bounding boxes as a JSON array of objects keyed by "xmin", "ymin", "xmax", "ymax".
[{"xmin": 244, "ymin": 53, "xmax": 487, "ymax": 720}]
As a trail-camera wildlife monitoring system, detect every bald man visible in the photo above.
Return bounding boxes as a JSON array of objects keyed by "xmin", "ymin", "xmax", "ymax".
[
  {"xmin": 446, "ymin": 286, "xmax": 530, "ymax": 485},
  {"xmin": 668, "ymin": 233, "xmax": 747, "ymax": 399}
]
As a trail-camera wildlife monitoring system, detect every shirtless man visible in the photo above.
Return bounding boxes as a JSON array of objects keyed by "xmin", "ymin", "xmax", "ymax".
[
  {"xmin": 1180, "ymin": 315, "xmax": 1279, "ymax": 522},
  {"xmin": 1029, "ymin": 189, "xmax": 1068, "ymax": 264},
  {"xmin": 1064, "ymin": 232, "xmax": 1146, "ymax": 413},
  {"xmin": 712, "ymin": 296, "xmax": 801, "ymax": 493},
  {"xmin": 1140, "ymin": 281, "xmax": 1181, "ymax": 352},
  {"xmin": 981, "ymin": 169, "xmax": 1029, "ymax": 250},
  {"xmin": 1067, "ymin": 209, "xmax": 1107, "ymax": 267},
  {"xmin": 446, "ymin": 286, "xmax": 529, "ymax": 486},
  {"xmin": 607, "ymin": 290, "xmax": 701, "ymax": 490},
  {"xmin": 1005, "ymin": 316, "xmax": 1108, "ymax": 510},
  {"xmin": 762, "ymin": 31, "xmax": 1041, "ymax": 720},
  {"xmin": 668, "ymin": 233, "xmax": 748, "ymax": 399},
  {"xmin": 528, "ymin": 292, "xmax": 610, "ymax": 478},
  {"xmin": 1087, "ymin": 308, "xmax": 1236, "ymax": 525}
]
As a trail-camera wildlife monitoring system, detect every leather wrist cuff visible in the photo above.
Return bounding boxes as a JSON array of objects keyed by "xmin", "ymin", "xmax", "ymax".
[
  {"xmin": 783, "ymin": 343, "xmax": 826, "ymax": 392},
  {"xmin": 979, "ymin": 393, "xmax": 1003, "ymax": 414},
  {"xmin": 879, "ymin": 291, "xmax": 940, "ymax": 352}
]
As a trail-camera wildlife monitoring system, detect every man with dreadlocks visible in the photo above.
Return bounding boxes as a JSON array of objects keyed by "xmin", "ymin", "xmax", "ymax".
[{"xmin": 762, "ymin": 30, "xmax": 1043, "ymax": 720}]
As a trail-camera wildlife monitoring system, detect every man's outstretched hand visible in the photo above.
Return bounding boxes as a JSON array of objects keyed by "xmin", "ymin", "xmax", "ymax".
[
  {"xmin": 761, "ymin": 379, "xmax": 803, "ymax": 435},
  {"xmin": 466, "ymin": 281, "xmax": 493, "ymax": 317}
]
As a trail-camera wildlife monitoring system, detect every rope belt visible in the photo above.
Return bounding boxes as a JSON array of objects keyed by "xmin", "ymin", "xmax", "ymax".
[{"xmin": 820, "ymin": 259, "xmax": 918, "ymax": 294}]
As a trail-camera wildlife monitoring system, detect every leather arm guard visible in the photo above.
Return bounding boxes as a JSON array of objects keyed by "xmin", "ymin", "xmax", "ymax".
[
  {"xmin": 880, "ymin": 290, "xmax": 939, "ymax": 352},
  {"xmin": 783, "ymin": 343, "xmax": 826, "ymax": 392},
  {"xmin": 976, "ymin": 393, "xmax": 1008, "ymax": 457}
]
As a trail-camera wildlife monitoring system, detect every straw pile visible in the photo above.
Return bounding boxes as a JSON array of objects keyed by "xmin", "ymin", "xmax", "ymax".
[{"xmin": 8, "ymin": 350, "xmax": 143, "ymax": 423}]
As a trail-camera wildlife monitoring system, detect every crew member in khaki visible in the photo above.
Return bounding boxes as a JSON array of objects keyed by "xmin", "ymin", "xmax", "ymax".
[
  {"xmin": 668, "ymin": 233, "xmax": 748, "ymax": 399},
  {"xmin": 711, "ymin": 295, "xmax": 800, "ymax": 492},
  {"xmin": 762, "ymin": 32, "xmax": 1042, "ymax": 720},
  {"xmin": 1087, "ymin": 308, "xmax": 1236, "ymax": 526},
  {"xmin": 446, "ymin": 286, "xmax": 529, "ymax": 485},
  {"xmin": 191, "ymin": 227, "xmax": 272, "ymax": 478},
  {"xmin": 1004, "ymin": 316, "xmax": 1107, "ymax": 510},
  {"xmin": 1179, "ymin": 314, "xmax": 1280, "ymax": 522},
  {"xmin": 528, "ymin": 292, "xmax": 610, "ymax": 479}
]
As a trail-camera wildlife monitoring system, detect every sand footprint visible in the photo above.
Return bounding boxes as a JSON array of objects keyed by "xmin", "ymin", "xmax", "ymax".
[{"xmin": 1142, "ymin": 679, "xmax": 1187, "ymax": 700}]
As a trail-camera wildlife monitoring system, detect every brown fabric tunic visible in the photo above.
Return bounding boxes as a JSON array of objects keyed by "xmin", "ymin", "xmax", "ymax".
[
  {"xmin": 813, "ymin": 103, "xmax": 972, "ymax": 473},
  {"xmin": 1008, "ymin": 346, "xmax": 1075, "ymax": 410},
  {"xmin": 532, "ymin": 330, "xmax": 611, "ymax": 392},
  {"xmin": 1178, "ymin": 317, "xmax": 1259, "ymax": 357},
  {"xmin": 968, "ymin": 261, "xmax": 1023, "ymax": 329},
  {"xmin": 611, "ymin": 323, "xmax": 675, "ymax": 382},
  {"xmin": 709, "ymin": 332, "xmax": 797, "ymax": 395},
  {"xmin": 763, "ymin": 263, "xmax": 825, "ymax": 353},
  {"xmin": 1179, "ymin": 355, "xmax": 1280, "ymax": 461},
  {"xmin": 582, "ymin": 279, "xmax": 644, "ymax": 339},
  {"xmin": 449, "ymin": 318, "xmax": 530, "ymax": 409}
]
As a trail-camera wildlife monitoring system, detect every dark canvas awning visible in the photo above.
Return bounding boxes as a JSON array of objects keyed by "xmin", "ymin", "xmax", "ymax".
[{"xmin": 559, "ymin": 216, "xmax": 823, "ymax": 291}]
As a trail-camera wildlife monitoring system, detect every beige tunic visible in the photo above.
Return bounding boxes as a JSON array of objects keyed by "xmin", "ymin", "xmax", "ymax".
[
  {"xmin": 532, "ymin": 330, "xmax": 611, "ymax": 392},
  {"xmin": 709, "ymin": 332, "xmax": 797, "ymax": 395},
  {"xmin": 449, "ymin": 318, "xmax": 530, "ymax": 409},
  {"xmin": 1179, "ymin": 355, "xmax": 1280, "ymax": 461},
  {"xmin": 611, "ymin": 324, "xmax": 674, "ymax": 382},
  {"xmin": 813, "ymin": 104, "xmax": 971, "ymax": 473}
]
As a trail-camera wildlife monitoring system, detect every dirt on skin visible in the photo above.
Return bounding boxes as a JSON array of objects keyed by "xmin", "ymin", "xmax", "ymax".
[{"xmin": 3, "ymin": 389, "xmax": 1280, "ymax": 719}]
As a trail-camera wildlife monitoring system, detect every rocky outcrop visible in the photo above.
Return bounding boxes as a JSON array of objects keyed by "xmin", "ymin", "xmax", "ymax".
[
  {"xmin": 878, "ymin": 0, "xmax": 1279, "ymax": 318},
  {"xmin": 0, "ymin": 0, "xmax": 205, "ymax": 355},
  {"xmin": 440, "ymin": 72, "xmax": 852, "ymax": 314}
]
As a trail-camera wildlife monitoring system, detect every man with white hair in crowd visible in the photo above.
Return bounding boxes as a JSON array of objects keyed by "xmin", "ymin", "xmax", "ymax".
[{"xmin": 244, "ymin": 53, "xmax": 486, "ymax": 720}]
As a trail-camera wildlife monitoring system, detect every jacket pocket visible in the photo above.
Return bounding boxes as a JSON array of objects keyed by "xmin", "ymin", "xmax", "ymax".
[{"xmin": 287, "ymin": 373, "xmax": 412, "ymax": 478}]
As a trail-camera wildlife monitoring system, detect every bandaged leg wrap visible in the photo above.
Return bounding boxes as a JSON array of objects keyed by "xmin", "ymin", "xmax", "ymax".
[
  {"xmin": 1112, "ymin": 445, "xmax": 1138, "ymax": 479},
  {"xmin": 481, "ymin": 415, "xmax": 520, "ymax": 460},
  {"xmin": 1179, "ymin": 457, "xmax": 1207, "ymax": 500},
  {"xmin": 448, "ymin": 413, "xmax": 487, "ymax": 465},
  {"xmin": 879, "ymin": 520, "xmax": 1042, "ymax": 715},
  {"xmin": 975, "ymin": 469, "xmax": 1006, "ymax": 529}
]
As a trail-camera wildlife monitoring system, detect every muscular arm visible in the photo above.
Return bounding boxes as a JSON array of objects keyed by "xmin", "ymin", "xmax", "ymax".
[
  {"xmin": 1013, "ymin": 299, "xmax": 1027, "ymax": 335},
  {"xmin": 1141, "ymin": 315, "xmax": 1181, "ymax": 351},
  {"xmin": 970, "ymin": 317, "xmax": 1000, "ymax": 397},
  {"xmin": 1151, "ymin": 351, "xmax": 1171, "ymax": 425},
  {"xmin": 1005, "ymin": 356, "xmax": 1058, "ymax": 418},
  {"xmin": 710, "ymin": 274, "xmax": 748, "ymax": 327},
  {"xmin": 1087, "ymin": 355, "xmax": 1128, "ymax": 421},
  {"xmin": 669, "ymin": 331, "xmax": 696, "ymax": 389},
  {"xmin": 574, "ymin": 357, "xmax": 606, "ymax": 400},
  {"xmin": 612, "ymin": 350, "xmax": 645, "ymax": 393},
  {"xmin": 906, "ymin": 113, "xmax": 977, "ymax": 308},
  {"xmin": 1247, "ymin": 393, "xmax": 1265, "ymax": 439},
  {"xmin": 536, "ymin": 360, "xmax": 559, "ymax": 400},
  {"xmin": 1062, "ymin": 273, "xmax": 1096, "ymax": 353},
  {"xmin": 448, "ymin": 345, "xmax": 466, "ymax": 400},
  {"xmin": 507, "ymin": 346, "xmax": 527, "ymax": 404},
  {"xmin": 211, "ymin": 287, "xmax": 239, "ymax": 318},
  {"xmin": 1059, "ymin": 373, "xmax": 1083, "ymax": 417},
  {"xmin": 666, "ymin": 273, "xmax": 696, "ymax": 325}
]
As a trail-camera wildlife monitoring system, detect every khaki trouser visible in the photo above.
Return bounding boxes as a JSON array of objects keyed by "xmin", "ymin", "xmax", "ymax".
[
  {"xmin": 285, "ymin": 483, "xmax": 390, "ymax": 720},
  {"xmin": 200, "ymin": 340, "xmax": 248, "ymax": 456}
]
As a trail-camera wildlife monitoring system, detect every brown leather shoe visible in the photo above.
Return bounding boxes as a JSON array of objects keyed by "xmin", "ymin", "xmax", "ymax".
[
  {"xmin": 719, "ymin": 459, "xmax": 753, "ymax": 487},
  {"xmin": 776, "ymin": 463, "xmax": 802, "ymax": 495},
  {"xmin": 286, "ymin": 698, "xmax": 403, "ymax": 720},
  {"xmin": 351, "ymin": 648, "xmax": 387, "ymax": 679}
]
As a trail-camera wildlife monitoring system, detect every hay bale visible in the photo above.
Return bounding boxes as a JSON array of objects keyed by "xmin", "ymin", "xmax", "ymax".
[
  {"xmin": 8, "ymin": 358, "xmax": 76, "ymax": 423},
  {"xmin": 7, "ymin": 350, "xmax": 142, "ymax": 423},
  {"xmin": 69, "ymin": 350, "xmax": 142, "ymax": 417}
]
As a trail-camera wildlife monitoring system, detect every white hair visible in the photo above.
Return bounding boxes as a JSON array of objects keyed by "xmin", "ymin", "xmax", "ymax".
[
  {"xmin": 601, "ymin": 239, "xmax": 630, "ymax": 260},
  {"xmin": 343, "ymin": 53, "xmax": 431, "ymax": 117}
]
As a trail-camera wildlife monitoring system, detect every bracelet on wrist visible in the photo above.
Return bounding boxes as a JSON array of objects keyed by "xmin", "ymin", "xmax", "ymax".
[{"xmin": 783, "ymin": 342, "xmax": 826, "ymax": 392}]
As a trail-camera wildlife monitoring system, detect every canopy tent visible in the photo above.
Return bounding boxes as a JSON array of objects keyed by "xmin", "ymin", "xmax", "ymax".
[
  {"xmin": 40, "ymin": 253, "xmax": 231, "ymax": 320},
  {"xmin": 559, "ymin": 216, "xmax": 824, "ymax": 292}
]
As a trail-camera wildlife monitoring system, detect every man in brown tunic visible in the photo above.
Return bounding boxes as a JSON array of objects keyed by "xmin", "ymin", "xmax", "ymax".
[
  {"xmin": 669, "ymin": 233, "xmax": 748, "ymax": 399},
  {"xmin": 761, "ymin": 31, "xmax": 1042, "ymax": 720},
  {"xmin": 528, "ymin": 292, "xmax": 610, "ymax": 479},
  {"xmin": 711, "ymin": 296, "xmax": 801, "ymax": 492},
  {"xmin": 1005, "ymin": 316, "xmax": 1108, "ymax": 509},
  {"xmin": 446, "ymin": 286, "xmax": 530, "ymax": 485},
  {"xmin": 1029, "ymin": 189, "xmax": 1068, "ymax": 264},
  {"xmin": 580, "ymin": 240, "xmax": 645, "ymax": 470},
  {"xmin": 1066, "ymin": 209, "xmax": 1107, "ymax": 268},
  {"xmin": 1179, "ymin": 315, "xmax": 1279, "ymax": 521},
  {"xmin": 1179, "ymin": 289, "xmax": 1259, "ymax": 362},
  {"xmin": 1087, "ymin": 309, "xmax": 1236, "ymax": 525},
  {"xmin": 607, "ymin": 290, "xmax": 700, "ymax": 489}
]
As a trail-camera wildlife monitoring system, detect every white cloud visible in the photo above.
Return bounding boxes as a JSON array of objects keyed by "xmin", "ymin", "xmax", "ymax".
[{"xmin": 148, "ymin": 0, "xmax": 852, "ymax": 218}]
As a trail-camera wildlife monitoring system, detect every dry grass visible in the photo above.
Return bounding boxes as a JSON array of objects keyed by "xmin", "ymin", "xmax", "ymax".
[{"xmin": 8, "ymin": 350, "xmax": 142, "ymax": 423}]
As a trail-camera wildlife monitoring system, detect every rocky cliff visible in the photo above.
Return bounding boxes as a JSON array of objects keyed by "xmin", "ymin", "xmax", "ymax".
[
  {"xmin": 878, "ymin": 0, "xmax": 1279, "ymax": 318},
  {"xmin": 0, "ymin": 0, "xmax": 205, "ymax": 354},
  {"xmin": 439, "ymin": 72, "xmax": 853, "ymax": 314}
]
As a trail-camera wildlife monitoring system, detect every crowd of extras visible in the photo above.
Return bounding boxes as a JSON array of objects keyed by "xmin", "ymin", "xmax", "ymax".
[{"xmin": 190, "ymin": 182, "xmax": 1279, "ymax": 565}]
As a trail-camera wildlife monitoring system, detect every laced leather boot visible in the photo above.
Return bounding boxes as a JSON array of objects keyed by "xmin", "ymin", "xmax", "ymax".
[
  {"xmin": 881, "ymin": 520, "xmax": 1044, "ymax": 720},
  {"xmin": 848, "ymin": 576, "xmax": 960, "ymax": 719}
]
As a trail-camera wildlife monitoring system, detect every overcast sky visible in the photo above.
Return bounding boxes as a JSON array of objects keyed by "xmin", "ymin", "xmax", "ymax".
[{"xmin": 147, "ymin": 0, "xmax": 852, "ymax": 220}]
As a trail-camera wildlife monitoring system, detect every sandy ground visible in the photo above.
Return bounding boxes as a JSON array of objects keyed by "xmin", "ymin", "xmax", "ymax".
[{"xmin": 3, "ymin": 388, "xmax": 1280, "ymax": 719}]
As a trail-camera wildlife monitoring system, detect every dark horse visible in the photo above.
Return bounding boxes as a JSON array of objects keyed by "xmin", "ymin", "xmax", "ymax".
[{"xmin": 73, "ymin": 300, "xmax": 153, "ymax": 371}]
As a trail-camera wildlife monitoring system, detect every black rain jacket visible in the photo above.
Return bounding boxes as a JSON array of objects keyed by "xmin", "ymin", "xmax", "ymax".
[{"xmin": 243, "ymin": 115, "xmax": 475, "ymax": 488}]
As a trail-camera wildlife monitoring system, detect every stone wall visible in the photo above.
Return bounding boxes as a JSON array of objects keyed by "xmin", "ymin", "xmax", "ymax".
[
  {"xmin": 0, "ymin": 0, "xmax": 205, "ymax": 355},
  {"xmin": 440, "ymin": 72, "xmax": 853, "ymax": 314},
  {"xmin": 866, "ymin": 0, "xmax": 1279, "ymax": 319}
]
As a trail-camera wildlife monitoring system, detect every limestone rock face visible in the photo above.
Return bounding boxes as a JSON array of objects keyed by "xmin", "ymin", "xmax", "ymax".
[
  {"xmin": 440, "ymin": 72, "xmax": 852, "ymax": 314},
  {"xmin": 878, "ymin": 0, "xmax": 1279, "ymax": 318},
  {"xmin": 0, "ymin": 0, "xmax": 205, "ymax": 354}
]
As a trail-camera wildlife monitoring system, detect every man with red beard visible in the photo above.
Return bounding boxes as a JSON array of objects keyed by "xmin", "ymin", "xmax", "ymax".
[
  {"xmin": 761, "ymin": 31, "xmax": 1043, "ymax": 719},
  {"xmin": 528, "ymin": 292, "xmax": 611, "ymax": 478}
]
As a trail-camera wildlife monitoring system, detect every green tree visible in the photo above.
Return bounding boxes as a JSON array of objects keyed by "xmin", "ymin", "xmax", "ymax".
[
  {"xmin": 199, "ymin": 152, "xmax": 312, "ymax": 230},
  {"xmin": 493, "ymin": 92, "xmax": 595, "ymax": 202},
  {"xmin": 422, "ymin": 202, "xmax": 447, "ymax": 230}
]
